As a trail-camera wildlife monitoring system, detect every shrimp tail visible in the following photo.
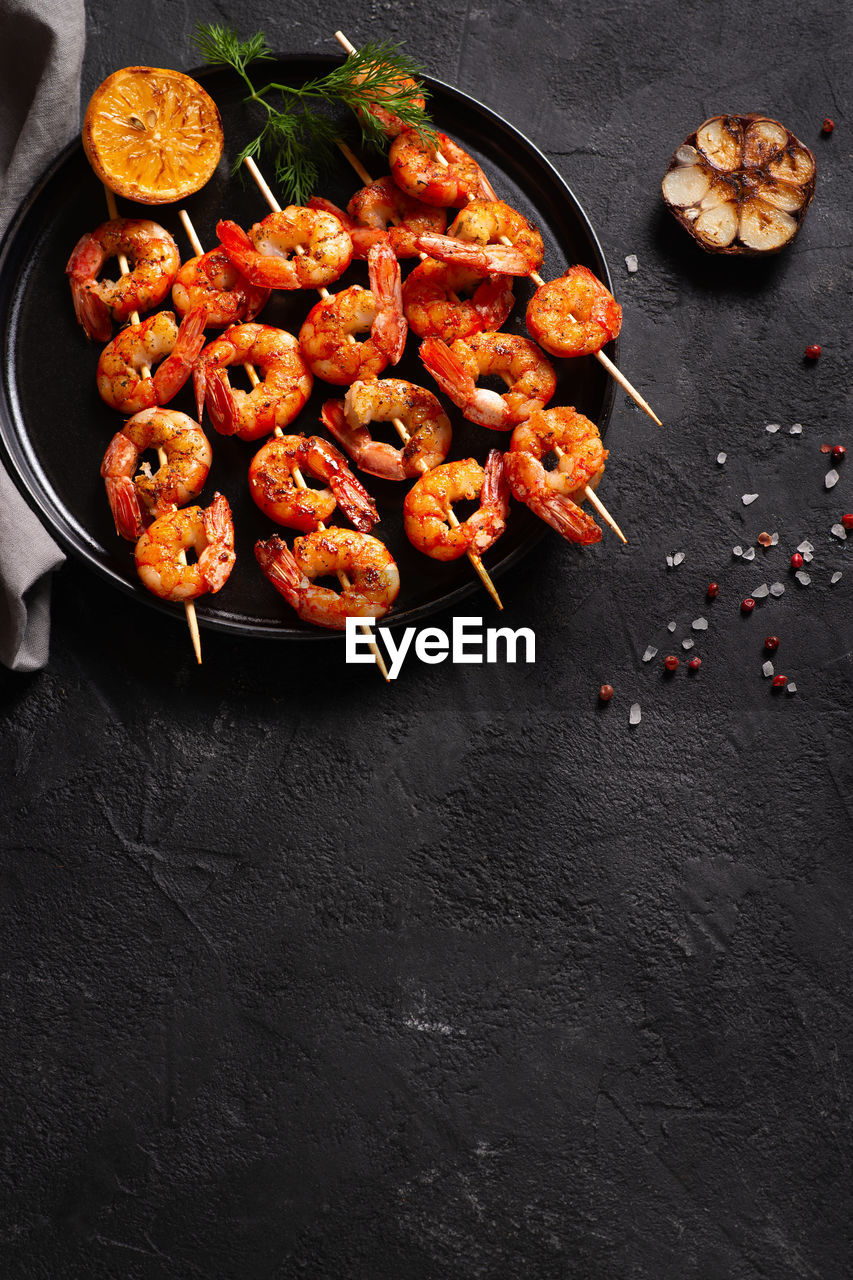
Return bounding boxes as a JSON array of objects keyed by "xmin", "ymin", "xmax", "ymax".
[
  {"xmin": 476, "ymin": 168, "xmax": 500, "ymax": 201},
  {"xmin": 318, "ymin": 441, "xmax": 380, "ymax": 532},
  {"xmin": 320, "ymin": 398, "xmax": 350, "ymax": 448},
  {"xmin": 482, "ymin": 448, "xmax": 510, "ymax": 519},
  {"xmin": 206, "ymin": 369, "xmax": 239, "ymax": 436},
  {"xmin": 414, "ymin": 231, "xmax": 487, "ymax": 270},
  {"xmin": 193, "ymin": 360, "xmax": 208, "ymax": 424},
  {"xmin": 153, "ymin": 306, "xmax": 207, "ymax": 405},
  {"xmin": 104, "ymin": 477, "xmax": 146, "ymax": 541},
  {"xmin": 69, "ymin": 280, "xmax": 113, "ymax": 343},
  {"xmin": 419, "ymin": 335, "xmax": 476, "ymax": 402},
  {"xmin": 320, "ymin": 398, "xmax": 407, "ymax": 482},
  {"xmin": 199, "ymin": 493, "xmax": 236, "ymax": 592},
  {"xmin": 255, "ymin": 534, "xmax": 306, "ymax": 609},
  {"xmin": 367, "ymin": 241, "xmax": 407, "ymax": 363}
]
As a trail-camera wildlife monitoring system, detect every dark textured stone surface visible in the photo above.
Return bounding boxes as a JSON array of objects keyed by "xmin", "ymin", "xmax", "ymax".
[{"xmin": 2, "ymin": 2, "xmax": 851, "ymax": 1276}]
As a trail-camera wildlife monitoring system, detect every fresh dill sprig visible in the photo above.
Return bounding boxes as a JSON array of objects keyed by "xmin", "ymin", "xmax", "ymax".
[{"xmin": 192, "ymin": 23, "xmax": 437, "ymax": 204}]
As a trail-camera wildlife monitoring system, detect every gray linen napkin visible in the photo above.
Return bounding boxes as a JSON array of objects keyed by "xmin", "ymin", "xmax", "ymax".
[{"xmin": 0, "ymin": 0, "xmax": 85, "ymax": 672}]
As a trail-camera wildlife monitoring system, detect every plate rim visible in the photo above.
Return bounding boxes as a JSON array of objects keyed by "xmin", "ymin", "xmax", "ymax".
[{"xmin": 0, "ymin": 54, "xmax": 618, "ymax": 640}]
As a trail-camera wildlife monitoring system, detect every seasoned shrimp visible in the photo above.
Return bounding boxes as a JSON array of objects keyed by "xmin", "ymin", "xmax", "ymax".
[
  {"xmin": 307, "ymin": 195, "xmax": 386, "ymax": 258},
  {"xmin": 416, "ymin": 200, "xmax": 545, "ymax": 276},
  {"xmin": 403, "ymin": 259, "xmax": 514, "ymax": 342},
  {"xmin": 216, "ymin": 208, "xmax": 352, "ymax": 290},
  {"xmin": 193, "ymin": 324, "xmax": 313, "ymax": 442},
  {"xmin": 349, "ymin": 177, "xmax": 446, "ymax": 258},
  {"xmin": 96, "ymin": 309, "xmax": 207, "ymax": 415},
  {"xmin": 66, "ymin": 218, "xmax": 180, "ymax": 342},
  {"xmin": 100, "ymin": 408, "xmax": 212, "ymax": 540},
  {"xmin": 299, "ymin": 240, "xmax": 406, "ymax": 384},
  {"xmin": 526, "ymin": 265, "xmax": 623, "ymax": 358},
  {"xmin": 248, "ymin": 434, "xmax": 379, "ymax": 532},
  {"xmin": 503, "ymin": 406, "xmax": 607, "ymax": 544},
  {"xmin": 321, "ymin": 381, "xmax": 452, "ymax": 481},
  {"xmin": 135, "ymin": 493, "xmax": 236, "ymax": 601},
  {"xmin": 389, "ymin": 130, "xmax": 491, "ymax": 207},
  {"xmin": 255, "ymin": 528, "xmax": 400, "ymax": 629},
  {"xmin": 172, "ymin": 248, "xmax": 270, "ymax": 328},
  {"xmin": 420, "ymin": 332, "xmax": 556, "ymax": 431},
  {"xmin": 354, "ymin": 70, "xmax": 426, "ymax": 138},
  {"xmin": 403, "ymin": 452, "xmax": 510, "ymax": 561}
]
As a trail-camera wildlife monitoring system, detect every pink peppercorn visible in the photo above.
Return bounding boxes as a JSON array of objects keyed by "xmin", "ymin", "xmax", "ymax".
[
  {"xmin": 741, "ymin": 598, "xmax": 756, "ymax": 614},
  {"xmin": 688, "ymin": 657, "xmax": 702, "ymax": 672},
  {"xmin": 707, "ymin": 582, "xmax": 719, "ymax": 599},
  {"xmin": 832, "ymin": 445, "xmax": 846, "ymax": 463},
  {"xmin": 805, "ymin": 344, "xmax": 822, "ymax": 360},
  {"xmin": 822, "ymin": 118, "xmax": 835, "ymax": 134},
  {"xmin": 842, "ymin": 514, "xmax": 853, "ymax": 531},
  {"xmin": 790, "ymin": 553, "xmax": 804, "ymax": 569},
  {"xmin": 772, "ymin": 675, "xmax": 788, "ymax": 689},
  {"xmin": 599, "ymin": 684, "xmax": 614, "ymax": 702},
  {"xmin": 664, "ymin": 655, "xmax": 679, "ymax": 672}
]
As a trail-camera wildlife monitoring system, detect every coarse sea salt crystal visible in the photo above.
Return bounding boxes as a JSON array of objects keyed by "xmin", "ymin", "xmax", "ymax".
[
  {"xmin": 790, "ymin": 424, "xmax": 803, "ymax": 435},
  {"xmin": 795, "ymin": 570, "xmax": 811, "ymax": 585},
  {"xmin": 668, "ymin": 621, "xmax": 677, "ymax": 632},
  {"xmin": 682, "ymin": 638, "xmax": 694, "ymax": 650},
  {"xmin": 766, "ymin": 423, "xmax": 780, "ymax": 433},
  {"xmin": 831, "ymin": 524, "xmax": 848, "ymax": 540},
  {"xmin": 643, "ymin": 646, "xmax": 658, "ymax": 662},
  {"xmin": 673, "ymin": 551, "xmax": 685, "ymax": 566},
  {"xmin": 770, "ymin": 532, "xmax": 779, "ymax": 545},
  {"xmin": 769, "ymin": 582, "xmax": 785, "ymax": 597},
  {"xmin": 826, "ymin": 469, "xmax": 840, "ymax": 489},
  {"xmin": 717, "ymin": 452, "xmax": 727, "ymax": 465},
  {"xmin": 752, "ymin": 584, "xmax": 770, "ymax": 599},
  {"xmin": 692, "ymin": 617, "xmax": 708, "ymax": 630},
  {"xmin": 742, "ymin": 493, "xmax": 759, "ymax": 505},
  {"xmin": 625, "ymin": 254, "xmax": 639, "ymax": 273},
  {"xmin": 742, "ymin": 547, "xmax": 756, "ymax": 561},
  {"xmin": 803, "ymin": 552, "xmax": 813, "ymax": 564},
  {"xmin": 797, "ymin": 540, "xmax": 814, "ymax": 553},
  {"xmin": 733, "ymin": 545, "xmax": 743, "ymax": 557},
  {"xmin": 763, "ymin": 661, "xmax": 774, "ymax": 677},
  {"xmin": 786, "ymin": 682, "xmax": 797, "ymax": 694},
  {"xmin": 666, "ymin": 554, "xmax": 673, "ymax": 567},
  {"xmin": 629, "ymin": 703, "xmax": 641, "ymax": 726},
  {"xmin": 831, "ymin": 572, "xmax": 842, "ymax": 585}
]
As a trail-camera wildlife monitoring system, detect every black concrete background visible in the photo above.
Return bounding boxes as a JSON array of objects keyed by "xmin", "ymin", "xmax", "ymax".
[{"xmin": 2, "ymin": 1, "xmax": 851, "ymax": 1276}]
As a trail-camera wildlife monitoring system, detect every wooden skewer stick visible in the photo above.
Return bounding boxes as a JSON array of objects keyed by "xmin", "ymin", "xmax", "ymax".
[
  {"xmin": 334, "ymin": 31, "xmax": 661, "ymax": 428},
  {"xmin": 331, "ymin": 130, "xmax": 626, "ymax": 550},
  {"xmin": 184, "ymin": 201, "xmax": 389, "ymax": 678},
  {"xmin": 242, "ymin": 155, "xmax": 503, "ymax": 611},
  {"xmin": 104, "ymin": 188, "xmax": 202, "ymax": 664}
]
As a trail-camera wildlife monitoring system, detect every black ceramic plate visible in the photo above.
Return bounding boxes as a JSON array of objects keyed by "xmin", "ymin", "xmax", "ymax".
[{"xmin": 0, "ymin": 57, "xmax": 616, "ymax": 639}]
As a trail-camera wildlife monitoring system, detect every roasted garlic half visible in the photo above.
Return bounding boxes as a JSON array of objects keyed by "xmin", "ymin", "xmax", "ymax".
[{"xmin": 662, "ymin": 115, "xmax": 816, "ymax": 254}]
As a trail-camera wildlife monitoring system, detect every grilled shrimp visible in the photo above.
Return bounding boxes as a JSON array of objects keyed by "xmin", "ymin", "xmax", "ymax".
[
  {"xmin": 217, "ymin": 207, "xmax": 353, "ymax": 290},
  {"xmin": 354, "ymin": 69, "xmax": 426, "ymax": 138},
  {"xmin": 299, "ymin": 241, "xmax": 406, "ymax": 384},
  {"xmin": 503, "ymin": 406, "xmax": 607, "ymax": 544},
  {"xmin": 248, "ymin": 434, "xmax": 379, "ymax": 532},
  {"xmin": 135, "ymin": 493, "xmax": 235, "ymax": 601},
  {"xmin": 416, "ymin": 200, "xmax": 545, "ymax": 276},
  {"xmin": 66, "ymin": 218, "xmax": 180, "ymax": 341},
  {"xmin": 403, "ymin": 258, "xmax": 514, "ymax": 343},
  {"xmin": 403, "ymin": 452, "xmax": 510, "ymax": 561},
  {"xmin": 96, "ymin": 309, "xmax": 207, "ymax": 414},
  {"xmin": 420, "ymin": 332, "xmax": 556, "ymax": 431},
  {"xmin": 100, "ymin": 408, "xmax": 212, "ymax": 540},
  {"xmin": 526, "ymin": 265, "xmax": 622, "ymax": 358},
  {"xmin": 389, "ymin": 130, "xmax": 492, "ymax": 207},
  {"xmin": 172, "ymin": 248, "xmax": 270, "ymax": 328},
  {"xmin": 255, "ymin": 528, "xmax": 400, "ymax": 629},
  {"xmin": 321, "ymin": 380, "xmax": 452, "ymax": 481},
  {"xmin": 193, "ymin": 324, "xmax": 313, "ymax": 441}
]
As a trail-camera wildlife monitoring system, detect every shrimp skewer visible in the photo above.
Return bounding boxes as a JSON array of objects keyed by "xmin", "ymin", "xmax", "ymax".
[
  {"xmin": 335, "ymin": 30, "xmax": 661, "ymax": 431},
  {"xmin": 208, "ymin": 181, "xmax": 390, "ymax": 672},
  {"xmin": 295, "ymin": 146, "xmax": 506, "ymax": 606},
  {"xmin": 103, "ymin": 188, "xmax": 202, "ymax": 662}
]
